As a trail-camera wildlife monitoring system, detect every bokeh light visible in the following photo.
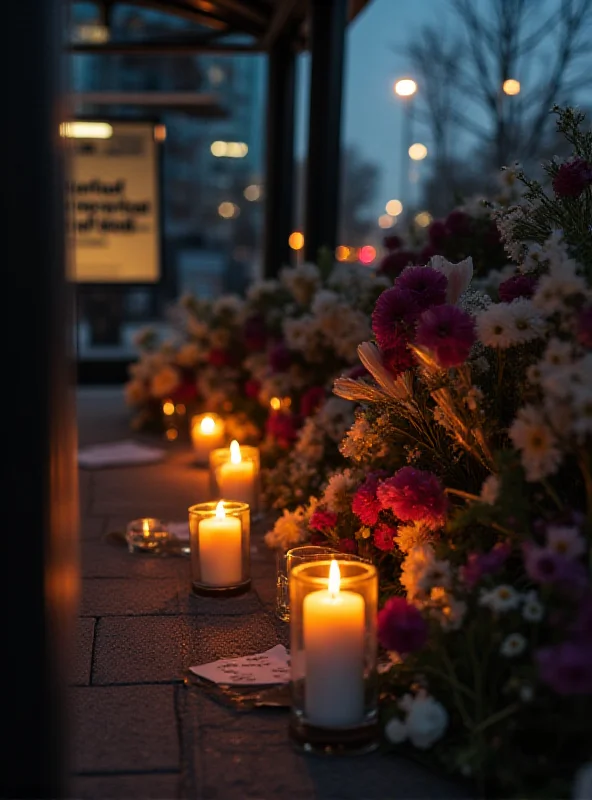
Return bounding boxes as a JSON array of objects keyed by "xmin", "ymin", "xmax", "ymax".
[
  {"xmin": 358, "ymin": 245, "xmax": 377, "ymax": 265},
  {"xmin": 218, "ymin": 201, "xmax": 238, "ymax": 219},
  {"xmin": 270, "ymin": 397, "xmax": 281, "ymax": 411},
  {"xmin": 165, "ymin": 428, "xmax": 178, "ymax": 441},
  {"xmin": 414, "ymin": 211, "xmax": 433, "ymax": 228},
  {"xmin": 288, "ymin": 231, "xmax": 305, "ymax": 250},
  {"xmin": 394, "ymin": 79, "xmax": 417, "ymax": 97},
  {"xmin": 162, "ymin": 401, "xmax": 175, "ymax": 416},
  {"xmin": 335, "ymin": 245, "xmax": 351, "ymax": 261},
  {"xmin": 502, "ymin": 79, "xmax": 521, "ymax": 96},
  {"xmin": 409, "ymin": 143, "xmax": 428, "ymax": 161},
  {"xmin": 385, "ymin": 199, "xmax": 403, "ymax": 216},
  {"xmin": 243, "ymin": 184, "xmax": 261, "ymax": 201},
  {"xmin": 378, "ymin": 214, "xmax": 395, "ymax": 229}
]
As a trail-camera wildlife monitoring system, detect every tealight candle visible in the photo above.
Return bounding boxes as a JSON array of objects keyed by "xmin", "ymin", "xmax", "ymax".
[
  {"xmin": 303, "ymin": 561, "xmax": 365, "ymax": 727},
  {"xmin": 125, "ymin": 517, "xmax": 170, "ymax": 554},
  {"xmin": 191, "ymin": 413, "xmax": 225, "ymax": 464},
  {"xmin": 198, "ymin": 501, "xmax": 242, "ymax": 586},
  {"xmin": 217, "ymin": 440, "xmax": 257, "ymax": 508}
]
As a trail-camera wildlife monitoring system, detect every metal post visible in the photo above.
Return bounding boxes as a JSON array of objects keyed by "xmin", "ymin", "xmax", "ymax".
[
  {"xmin": 263, "ymin": 35, "xmax": 296, "ymax": 278},
  {"xmin": 304, "ymin": 0, "xmax": 348, "ymax": 263},
  {"xmin": 2, "ymin": 0, "xmax": 78, "ymax": 796}
]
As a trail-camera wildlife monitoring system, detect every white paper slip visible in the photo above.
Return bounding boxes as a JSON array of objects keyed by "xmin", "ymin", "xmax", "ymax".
[
  {"xmin": 190, "ymin": 645, "xmax": 290, "ymax": 686},
  {"xmin": 78, "ymin": 440, "xmax": 166, "ymax": 469},
  {"xmin": 167, "ymin": 521, "xmax": 190, "ymax": 541}
]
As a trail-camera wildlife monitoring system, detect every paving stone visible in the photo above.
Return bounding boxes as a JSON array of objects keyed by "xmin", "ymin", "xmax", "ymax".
[
  {"xmin": 93, "ymin": 616, "xmax": 189, "ymax": 684},
  {"xmin": 179, "ymin": 588, "xmax": 263, "ymax": 617},
  {"xmin": 71, "ymin": 618, "xmax": 95, "ymax": 686},
  {"xmin": 81, "ymin": 578, "xmax": 179, "ymax": 617},
  {"xmin": 81, "ymin": 541, "xmax": 191, "ymax": 580},
  {"xmin": 69, "ymin": 772, "xmax": 180, "ymax": 800},
  {"xmin": 180, "ymin": 613, "xmax": 280, "ymax": 667},
  {"xmin": 71, "ymin": 685, "xmax": 179, "ymax": 773},
  {"xmin": 79, "ymin": 516, "xmax": 108, "ymax": 540}
]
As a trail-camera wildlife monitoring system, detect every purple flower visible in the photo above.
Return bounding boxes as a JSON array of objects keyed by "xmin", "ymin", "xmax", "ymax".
[
  {"xmin": 269, "ymin": 342, "xmax": 292, "ymax": 372},
  {"xmin": 498, "ymin": 275, "xmax": 537, "ymax": 303},
  {"xmin": 523, "ymin": 543, "xmax": 588, "ymax": 590},
  {"xmin": 577, "ymin": 306, "xmax": 592, "ymax": 348},
  {"xmin": 371, "ymin": 288, "xmax": 419, "ymax": 349},
  {"xmin": 373, "ymin": 522, "xmax": 397, "ymax": 552},
  {"xmin": 445, "ymin": 210, "xmax": 472, "ymax": 236},
  {"xmin": 378, "ymin": 597, "xmax": 428, "ymax": 654},
  {"xmin": 352, "ymin": 471, "xmax": 389, "ymax": 526},
  {"xmin": 378, "ymin": 249, "xmax": 418, "ymax": 279},
  {"xmin": 382, "ymin": 337, "xmax": 416, "ymax": 378},
  {"xmin": 460, "ymin": 542, "xmax": 512, "ymax": 588},
  {"xmin": 552, "ymin": 158, "xmax": 592, "ymax": 198},
  {"xmin": 536, "ymin": 641, "xmax": 592, "ymax": 695},
  {"xmin": 309, "ymin": 508, "xmax": 338, "ymax": 533},
  {"xmin": 394, "ymin": 266, "xmax": 447, "ymax": 310},
  {"xmin": 428, "ymin": 220, "xmax": 449, "ymax": 246},
  {"xmin": 377, "ymin": 467, "xmax": 448, "ymax": 529},
  {"xmin": 415, "ymin": 304, "xmax": 476, "ymax": 368}
]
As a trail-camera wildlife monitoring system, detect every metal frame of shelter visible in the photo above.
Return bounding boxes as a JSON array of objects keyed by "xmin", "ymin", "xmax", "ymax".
[{"xmin": 70, "ymin": 0, "xmax": 373, "ymax": 275}]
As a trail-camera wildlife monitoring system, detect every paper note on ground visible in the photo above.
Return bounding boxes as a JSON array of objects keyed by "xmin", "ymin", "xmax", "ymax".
[{"xmin": 190, "ymin": 644, "xmax": 290, "ymax": 685}]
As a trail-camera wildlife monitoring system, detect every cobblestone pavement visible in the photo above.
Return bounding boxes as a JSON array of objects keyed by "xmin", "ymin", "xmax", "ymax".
[{"xmin": 71, "ymin": 388, "xmax": 469, "ymax": 800}]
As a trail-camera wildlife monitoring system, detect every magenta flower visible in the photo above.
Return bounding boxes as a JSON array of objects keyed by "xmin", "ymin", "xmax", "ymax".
[
  {"xmin": 577, "ymin": 306, "xmax": 592, "ymax": 348},
  {"xmin": 445, "ymin": 209, "xmax": 472, "ymax": 236},
  {"xmin": 536, "ymin": 641, "xmax": 592, "ymax": 695},
  {"xmin": 309, "ymin": 508, "xmax": 338, "ymax": 533},
  {"xmin": 415, "ymin": 304, "xmax": 476, "ymax": 368},
  {"xmin": 382, "ymin": 337, "xmax": 416, "ymax": 378},
  {"xmin": 498, "ymin": 275, "xmax": 537, "ymax": 303},
  {"xmin": 523, "ymin": 543, "xmax": 587, "ymax": 588},
  {"xmin": 352, "ymin": 471, "xmax": 388, "ymax": 526},
  {"xmin": 394, "ymin": 266, "xmax": 447, "ymax": 310},
  {"xmin": 378, "ymin": 249, "xmax": 417, "ymax": 279},
  {"xmin": 377, "ymin": 467, "xmax": 448, "ymax": 529},
  {"xmin": 269, "ymin": 342, "xmax": 292, "ymax": 372},
  {"xmin": 378, "ymin": 597, "xmax": 428, "ymax": 654},
  {"xmin": 552, "ymin": 158, "xmax": 592, "ymax": 198},
  {"xmin": 300, "ymin": 386, "xmax": 326, "ymax": 417},
  {"xmin": 371, "ymin": 288, "xmax": 419, "ymax": 349},
  {"xmin": 428, "ymin": 220, "xmax": 449, "ymax": 246},
  {"xmin": 373, "ymin": 522, "xmax": 397, "ymax": 552},
  {"xmin": 460, "ymin": 542, "xmax": 512, "ymax": 588}
]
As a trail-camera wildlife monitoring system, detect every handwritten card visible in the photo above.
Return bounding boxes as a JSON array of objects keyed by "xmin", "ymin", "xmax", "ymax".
[{"xmin": 190, "ymin": 645, "xmax": 290, "ymax": 686}]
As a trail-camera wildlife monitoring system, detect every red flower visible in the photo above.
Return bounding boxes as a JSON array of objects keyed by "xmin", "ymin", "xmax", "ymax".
[
  {"xmin": 309, "ymin": 508, "xmax": 338, "ymax": 532},
  {"xmin": 552, "ymin": 158, "xmax": 592, "ymax": 198},
  {"xmin": 337, "ymin": 539, "xmax": 357, "ymax": 554},
  {"xmin": 171, "ymin": 380, "xmax": 198, "ymax": 404},
  {"xmin": 300, "ymin": 386, "xmax": 326, "ymax": 417},
  {"xmin": 208, "ymin": 348, "xmax": 235, "ymax": 367},
  {"xmin": 373, "ymin": 522, "xmax": 397, "ymax": 552},
  {"xmin": 266, "ymin": 411, "xmax": 300, "ymax": 448},
  {"xmin": 352, "ymin": 472, "xmax": 388, "ymax": 526},
  {"xmin": 244, "ymin": 379, "xmax": 260, "ymax": 399},
  {"xmin": 377, "ymin": 467, "xmax": 448, "ymax": 529}
]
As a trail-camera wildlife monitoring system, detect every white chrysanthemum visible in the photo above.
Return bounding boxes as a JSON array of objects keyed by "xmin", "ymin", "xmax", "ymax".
[
  {"xmin": 311, "ymin": 289, "xmax": 340, "ymax": 316},
  {"xmin": 508, "ymin": 298, "xmax": 546, "ymax": 343},
  {"xmin": 316, "ymin": 398, "xmax": 355, "ymax": 443},
  {"xmin": 429, "ymin": 587, "xmax": 467, "ymax": 631},
  {"xmin": 149, "ymin": 365, "xmax": 181, "ymax": 399},
  {"xmin": 405, "ymin": 693, "xmax": 449, "ymax": 750},
  {"xmin": 522, "ymin": 590, "xmax": 544, "ymax": 622},
  {"xmin": 384, "ymin": 716, "xmax": 408, "ymax": 745},
  {"xmin": 401, "ymin": 545, "xmax": 451, "ymax": 601},
  {"xmin": 280, "ymin": 262, "xmax": 321, "ymax": 305},
  {"xmin": 213, "ymin": 294, "xmax": 244, "ymax": 318},
  {"xmin": 509, "ymin": 405, "xmax": 562, "ymax": 481},
  {"xmin": 500, "ymin": 633, "xmax": 527, "ymax": 658},
  {"xmin": 322, "ymin": 469, "xmax": 357, "ymax": 513},
  {"xmin": 246, "ymin": 279, "xmax": 281, "ymax": 303},
  {"xmin": 571, "ymin": 386, "xmax": 592, "ymax": 439},
  {"xmin": 175, "ymin": 342, "xmax": 203, "ymax": 368},
  {"xmin": 533, "ymin": 262, "xmax": 587, "ymax": 315},
  {"xmin": 480, "ymin": 475, "xmax": 500, "ymax": 505},
  {"xmin": 479, "ymin": 584, "xmax": 521, "ymax": 612},
  {"xmin": 542, "ymin": 338, "xmax": 574, "ymax": 367},
  {"xmin": 264, "ymin": 506, "xmax": 308, "ymax": 550},
  {"xmin": 476, "ymin": 303, "xmax": 520, "ymax": 348}
]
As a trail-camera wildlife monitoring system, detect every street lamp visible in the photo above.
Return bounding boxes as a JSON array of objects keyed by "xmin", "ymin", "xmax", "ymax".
[
  {"xmin": 393, "ymin": 78, "xmax": 417, "ymax": 212},
  {"xmin": 394, "ymin": 78, "xmax": 417, "ymax": 98}
]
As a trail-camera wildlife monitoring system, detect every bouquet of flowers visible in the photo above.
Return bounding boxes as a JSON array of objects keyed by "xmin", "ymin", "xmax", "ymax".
[{"xmin": 266, "ymin": 107, "xmax": 592, "ymax": 797}]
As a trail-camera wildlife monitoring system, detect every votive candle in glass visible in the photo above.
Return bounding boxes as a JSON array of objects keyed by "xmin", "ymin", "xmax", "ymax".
[
  {"xmin": 190, "ymin": 413, "xmax": 225, "ymax": 464},
  {"xmin": 125, "ymin": 517, "xmax": 171, "ymax": 554},
  {"xmin": 289, "ymin": 558, "xmax": 378, "ymax": 754},
  {"xmin": 188, "ymin": 500, "xmax": 250, "ymax": 596},
  {"xmin": 209, "ymin": 440, "xmax": 260, "ymax": 513}
]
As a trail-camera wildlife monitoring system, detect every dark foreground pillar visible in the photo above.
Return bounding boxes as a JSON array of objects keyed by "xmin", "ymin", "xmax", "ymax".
[
  {"xmin": 2, "ymin": 1, "xmax": 79, "ymax": 797},
  {"xmin": 263, "ymin": 35, "xmax": 296, "ymax": 278},
  {"xmin": 304, "ymin": 0, "xmax": 348, "ymax": 263}
]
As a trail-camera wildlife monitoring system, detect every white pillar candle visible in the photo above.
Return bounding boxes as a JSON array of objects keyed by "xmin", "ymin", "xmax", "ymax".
[
  {"xmin": 218, "ymin": 440, "xmax": 256, "ymax": 507},
  {"xmin": 191, "ymin": 414, "xmax": 225, "ymax": 463},
  {"xmin": 302, "ymin": 561, "xmax": 365, "ymax": 727},
  {"xmin": 198, "ymin": 501, "xmax": 242, "ymax": 586}
]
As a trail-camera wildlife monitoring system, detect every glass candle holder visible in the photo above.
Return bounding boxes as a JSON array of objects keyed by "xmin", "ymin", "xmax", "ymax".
[
  {"xmin": 289, "ymin": 559, "xmax": 379, "ymax": 755},
  {"xmin": 188, "ymin": 500, "xmax": 250, "ymax": 596},
  {"xmin": 126, "ymin": 517, "xmax": 171, "ymax": 554},
  {"xmin": 190, "ymin": 413, "xmax": 225, "ymax": 465},
  {"xmin": 275, "ymin": 545, "xmax": 338, "ymax": 623},
  {"xmin": 209, "ymin": 440, "xmax": 260, "ymax": 515}
]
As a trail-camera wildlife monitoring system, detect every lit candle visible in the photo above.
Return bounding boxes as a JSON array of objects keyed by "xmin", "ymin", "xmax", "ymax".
[
  {"xmin": 218, "ymin": 440, "xmax": 256, "ymax": 507},
  {"xmin": 198, "ymin": 501, "xmax": 242, "ymax": 586},
  {"xmin": 142, "ymin": 519, "xmax": 150, "ymax": 540},
  {"xmin": 302, "ymin": 561, "xmax": 365, "ymax": 727},
  {"xmin": 191, "ymin": 414, "xmax": 225, "ymax": 463}
]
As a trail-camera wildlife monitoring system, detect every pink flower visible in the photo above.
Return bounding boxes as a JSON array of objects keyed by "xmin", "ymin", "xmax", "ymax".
[
  {"xmin": 378, "ymin": 597, "xmax": 428, "ymax": 654},
  {"xmin": 371, "ymin": 288, "xmax": 419, "ymax": 349},
  {"xmin": 300, "ymin": 386, "xmax": 326, "ymax": 417},
  {"xmin": 309, "ymin": 508, "xmax": 338, "ymax": 532},
  {"xmin": 523, "ymin": 543, "xmax": 587, "ymax": 588},
  {"xmin": 415, "ymin": 304, "xmax": 476, "ymax": 368},
  {"xmin": 378, "ymin": 250, "xmax": 417, "ymax": 279},
  {"xmin": 394, "ymin": 266, "xmax": 447, "ymax": 310},
  {"xmin": 552, "ymin": 158, "xmax": 592, "ymax": 198},
  {"xmin": 536, "ymin": 641, "xmax": 592, "ymax": 694},
  {"xmin": 373, "ymin": 522, "xmax": 397, "ymax": 552},
  {"xmin": 352, "ymin": 472, "xmax": 388, "ymax": 526},
  {"xmin": 460, "ymin": 542, "xmax": 512, "ymax": 588},
  {"xmin": 377, "ymin": 467, "xmax": 448, "ymax": 529},
  {"xmin": 498, "ymin": 275, "xmax": 537, "ymax": 303},
  {"xmin": 577, "ymin": 306, "xmax": 592, "ymax": 348}
]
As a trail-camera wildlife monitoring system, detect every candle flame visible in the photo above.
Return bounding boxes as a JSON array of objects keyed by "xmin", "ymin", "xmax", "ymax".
[
  {"xmin": 200, "ymin": 415, "xmax": 216, "ymax": 434},
  {"xmin": 328, "ymin": 559, "xmax": 341, "ymax": 596},
  {"xmin": 215, "ymin": 501, "xmax": 226, "ymax": 520},
  {"xmin": 142, "ymin": 519, "xmax": 150, "ymax": 538},
  {"xmin": 230, "ymin": 439, "xmax": 242, "ymax": 464}
]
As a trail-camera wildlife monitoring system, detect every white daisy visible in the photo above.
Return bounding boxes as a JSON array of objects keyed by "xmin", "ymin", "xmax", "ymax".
[
  {"xmin": 546, "ymin": 525, "xmax": 586, "ymax": 559},
  {"xmin": 508, "ymin": 405, "xmax": 562, "ymax": 481},
  {"xmin": 479, "ymin": 584, "xmax": 521, "ymax": 613},
  {"xmin": 508, "ymin": 298, "xmax": 546, "ymax": 344},
  {"xmin": 480, "ymin": 475, "xmax": 500, "ymax": 505},
  {"xmin": 500, "ymin": 633, "xmax": 527, "ymax": 657},
  {"xmin": 476, "ymin": 303, "xmax": 521, "ymax": 348},
  {"xmin": 522, "ymin": 590, "xmax": 544, "ymax": 622}
]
